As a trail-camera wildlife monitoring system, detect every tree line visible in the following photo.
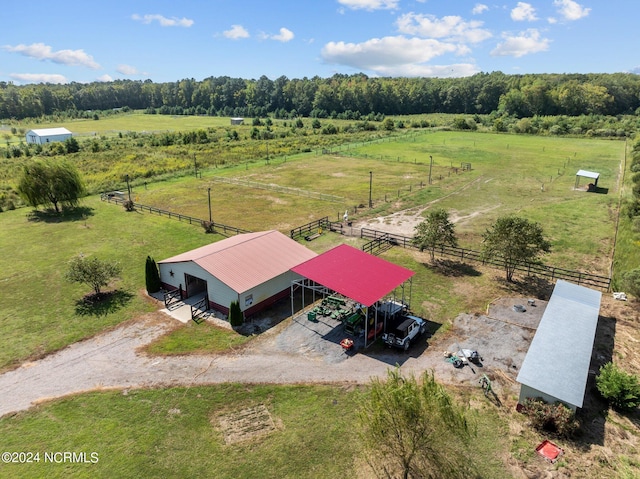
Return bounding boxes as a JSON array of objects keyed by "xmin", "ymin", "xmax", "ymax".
[{"xmin": 2, "ymin": 71, "xmax": 640, "ymax": 121}]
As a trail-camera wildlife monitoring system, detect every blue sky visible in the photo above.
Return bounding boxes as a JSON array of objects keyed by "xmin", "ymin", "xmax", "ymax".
[{"xmin": 1, "ymin": 0, "xmax": 636, "ymax": 85}]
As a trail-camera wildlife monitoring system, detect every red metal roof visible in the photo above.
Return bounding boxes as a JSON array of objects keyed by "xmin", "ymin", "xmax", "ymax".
[
  {"xmin": 159, "ymin": 231, "xmax": 317, "ymax": 294},
  {"xmin": 291, "ymin": 244, "xmax": 414, "ymax": 307}
]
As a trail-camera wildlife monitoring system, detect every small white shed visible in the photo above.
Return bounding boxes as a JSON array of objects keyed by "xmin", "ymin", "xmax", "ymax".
[
  {"xmin": 25, "ymin": 127, "xmax": 73, "ymax": 145},
  {"xmin": 158, "ymin": 230, "xmax": 317, "ymax": 318},
  {"xmin": 230, "ymin": 117, "xmax": 244, "ymax": 125}
]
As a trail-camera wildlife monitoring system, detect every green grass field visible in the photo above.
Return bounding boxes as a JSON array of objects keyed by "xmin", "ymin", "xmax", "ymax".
[
  {"xmin": 137, "ymin": 131, "xmax": 625, "ymax": 273},
  {"xmin": 0, "ymin": 196, "xmax": 216, "ymax": 371},
  {"xmin": 0, "ymin": 125, "xmax": 636, "ymax": 478},
  {"xmin": 0, "ymin": 384, "xmax": 513, "ymax": 479}
]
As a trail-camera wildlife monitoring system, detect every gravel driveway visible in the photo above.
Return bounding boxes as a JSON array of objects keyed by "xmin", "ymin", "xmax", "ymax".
[{"xmin": 0, "ymin": 298, "xmax": 545, "ymax": 418}]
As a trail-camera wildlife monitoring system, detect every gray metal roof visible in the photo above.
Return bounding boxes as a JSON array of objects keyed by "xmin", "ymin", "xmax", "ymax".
[
  {"xmin": 516, "ymin": 280, "xmax": 601, "ymax": 408},
  {"xmin": 576, "ymin": 169, "xmax": 600, "ymax": 180}
]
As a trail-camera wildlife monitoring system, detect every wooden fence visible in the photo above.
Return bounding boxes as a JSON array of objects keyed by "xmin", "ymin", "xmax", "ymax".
[
  {"xmin": 101, "ymin": 194, "xmax": 251, "ymax": 236},
  {"xmin": 358, "ymin": 228, "xmax": 611, "ymax": 291},
  {"xmin": 290, "ymin": 217, "xmax": 331, "ymax": 240}
]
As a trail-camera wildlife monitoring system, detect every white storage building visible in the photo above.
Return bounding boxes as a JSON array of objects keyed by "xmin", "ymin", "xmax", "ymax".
[{"xmin": 25, "ymin": 127, "xmax": 73, "ymax": 145}]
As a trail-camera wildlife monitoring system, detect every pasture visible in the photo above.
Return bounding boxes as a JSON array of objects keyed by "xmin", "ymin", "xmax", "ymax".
[
  {"xmin": 0, "ymin": 127, "xmax": 636, "ymax": 479},
  {"xmin": 136, "ymin": 130, "xmax": 625, "ymax": 274}
]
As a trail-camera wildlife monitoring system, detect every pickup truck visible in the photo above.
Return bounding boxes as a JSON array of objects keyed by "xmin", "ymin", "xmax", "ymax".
[{"xmin": 382, "ymin": 315, "xmax": 426, "ymax": 351}]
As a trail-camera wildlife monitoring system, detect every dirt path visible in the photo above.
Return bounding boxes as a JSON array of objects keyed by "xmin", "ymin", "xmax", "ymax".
[
  {"xmin": 0, "ymin": 304, "xmax": 534, "ymax": 418},
  {"xmin": 351, "ymin": 176, "xmax": 500, "ymax": 236}
]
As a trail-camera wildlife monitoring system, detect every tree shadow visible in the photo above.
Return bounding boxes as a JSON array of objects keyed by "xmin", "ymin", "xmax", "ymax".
[
  {"xmin": 497, "ymin": 275, "xmax": 555, "ymax": 300},
  {"xmin": 423, "ymin": 259, "xmax": 481, "ymax": 277},
  {"xmin": 74, "ymin": 289, "xmax": 134, "ymax": 317},
  {"xmin": 27, "ymin": 206, "xmax": 95, "ymax": 223}
]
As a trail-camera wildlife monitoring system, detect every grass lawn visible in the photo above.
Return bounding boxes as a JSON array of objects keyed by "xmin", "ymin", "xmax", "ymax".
[
  {"xmin": 0, "ymin": 384, "xmax": 513, "ymax": 479},
  {"xmin": 0, "ymin": 195, "xmax": 216, "ymax": 371},
  {"xmin": 144, "ymin": 320, "xmax": 252, "ymax": 355}
]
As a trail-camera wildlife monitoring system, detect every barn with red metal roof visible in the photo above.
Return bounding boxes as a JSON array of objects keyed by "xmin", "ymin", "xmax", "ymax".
[{"xmin": 158, "ymin": 230, "xmax": 317, "ymax": 317}]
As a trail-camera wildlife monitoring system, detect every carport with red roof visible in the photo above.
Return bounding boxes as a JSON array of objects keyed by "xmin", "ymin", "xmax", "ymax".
[{"xmin": 290, "ymin": 244, "xmax": 415, "ymax": 347}]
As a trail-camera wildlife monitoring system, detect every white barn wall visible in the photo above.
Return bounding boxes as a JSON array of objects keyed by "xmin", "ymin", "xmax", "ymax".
[
  {"xmin": 25, "ymin": 129, "xmax": 72, "ymax": 145},
  {"xmin": 159, "ymin": 261, "xmax": 299, "ymax": 316},
  {"xmin": 159, "ymin": 261, "xmax": 237, "ymax": 309},
  {"xmin": 240, "ymin": 271, "xmax": 297, "ymax": 312},
  {"xmin": 518, "ymin": 384, "xmax": 578, "ymax": 412}
]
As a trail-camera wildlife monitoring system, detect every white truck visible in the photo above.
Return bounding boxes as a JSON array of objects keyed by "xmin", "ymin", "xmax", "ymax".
[{"xmin": 382, "ymin": 315, "xmax": 427, "ymax": 351}]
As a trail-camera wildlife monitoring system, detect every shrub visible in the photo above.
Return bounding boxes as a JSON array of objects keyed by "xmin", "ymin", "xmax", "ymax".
[
  {"xmin": 596, "ymin": 362, "xmax": 640, "ymax": 411},
  {"xmin": 122, "ymin": 199, "xmax": 135, "ymax": 211},
  {"xmin": 522, "ymin": 398, "xmax": 578, "ymax": 437},
  {"xmin": 621, "ymin": 269, "xmax": 640, "ymax": 299},
  {"xmin": 229, "ymin": 300, "xmax": 243, "ymax": 327},
  {"xmin": 145, "ymin": 256, "xmax": 161, "ymax": 294},
  {"xmin": 201, "ymin": 221, "xmax": 214, "ymax": 233}
]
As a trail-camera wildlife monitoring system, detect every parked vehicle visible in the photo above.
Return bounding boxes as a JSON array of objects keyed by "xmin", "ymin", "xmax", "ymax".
[{"xmin": 382, "ymin": 315, "xmax": 426, "ymax": 351}]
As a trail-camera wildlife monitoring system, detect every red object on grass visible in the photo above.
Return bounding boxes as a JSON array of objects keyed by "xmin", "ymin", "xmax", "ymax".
[{"xmin": 536, "ymin": 440, "xmax": 564, "ymax": 463}]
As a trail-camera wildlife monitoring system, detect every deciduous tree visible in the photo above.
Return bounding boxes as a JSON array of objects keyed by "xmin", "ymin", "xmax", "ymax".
[
  {"xmin": 358, "ymin": 369, "xmax": 475, "ymax": 479},
  {"xmin": 413, "ymin": 208, "xmax": 457, "ymax": 261},
  {"xmin": 482, "ymin": 215, "xmax": 551, "ymax": 282},
  {"xmin": 17, "ymin": 159, "xmax": 85, "ymax": 213},
  {"xmin": 65, "ymin": 255, "xmax": 122, "ymax": 297}
]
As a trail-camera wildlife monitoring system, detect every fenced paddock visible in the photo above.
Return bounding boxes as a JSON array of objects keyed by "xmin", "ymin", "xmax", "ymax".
[
  {"xmin": 357, "ymin": 228, "xmax": 611, "ymax": 291},
  {"xmin": 101, "ymin": 194, "xmax": 250, "ymax": 236},
  {"xmin": 210, "ymin": 177, "xmax": 344, "ymax": 203}
]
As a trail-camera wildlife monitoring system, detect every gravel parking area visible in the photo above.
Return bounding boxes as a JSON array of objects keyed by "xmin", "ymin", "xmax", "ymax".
[{"xmin": 0, "ymin": 297, "xmax": 547, "ymax": 417}]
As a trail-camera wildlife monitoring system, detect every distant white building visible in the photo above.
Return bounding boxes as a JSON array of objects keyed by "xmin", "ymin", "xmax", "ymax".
[
  {"xmin": 230, "ymin": 117, "xmax": 244, "ymax": 125},
  {"xmin": 25, "ymin": 127, "xmax": 73, "ymax": 145}
]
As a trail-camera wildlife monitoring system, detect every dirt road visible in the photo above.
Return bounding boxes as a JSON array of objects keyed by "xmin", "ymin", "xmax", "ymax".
[{"xmin": 0, "ymin": 300, "xmax": 538, "ymax": 418}]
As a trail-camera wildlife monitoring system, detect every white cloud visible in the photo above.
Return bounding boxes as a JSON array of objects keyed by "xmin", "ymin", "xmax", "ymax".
[
  {"xmin": 337, "ymin": 0, "xmax": 399, "ymax": 11},
  {"xmin": 322, "ymin": 35, "xmax": 464, "ymax": 76},
  {"xmin": 511, "ymin": 2, "xmax": 538, "ymax": 21},
  {"xmin": 3, "ymin": 43, "xmax": 100, "ymax": 69},
  {"xmin": 553, "ymin": 0, "xmax": 590, "ymax": 20},
  {"xmin": 270, "ymin": 27, "xmax": 295, "ymax": 42},
  {"xmin": 131, "ymin": 14, "xmax": 194, "ymax": 27},
  {"xmin": 396, "ymin": 13, "xmax": 492, "ymax": 43},
  {"xmin": 9, "ymin": 72, "xmax": 68, "ymax": 84},
  {"xmin": 117, "ymin": 64, "xmax": 145, "ymax": 75},
  {"xmin": 491, "ymin": 29, "xmax": 550, "ymax": 57},
  {"xmin": 223, "ymin": 24, "xmax": 250, "ymax": 39},
  {"xmin": 472, "ymin": 4, "xmax": 489, "ymax": 15},
  {"xmin": 97, "ymin": 74, "xmax": 114, "ymax": 82}
]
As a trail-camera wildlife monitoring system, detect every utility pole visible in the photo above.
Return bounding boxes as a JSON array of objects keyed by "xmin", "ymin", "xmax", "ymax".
[
  {"xmin": 193, "ymin": 154, "xmax": 198, "ymax": 178},
  {"xmin": 369, "ymin": 171, "xmax": 373, "ymax": 208},
  {"xmin": 125, "ymin": 174, "xmax": 132, "ymax": 201},
  {"xmin": 428, "ymin": 155, "xmax": 433, "ymax": 185},
  {"xmin": 207, "ymin": 187, "xmax": 212, "ymax": 223}
]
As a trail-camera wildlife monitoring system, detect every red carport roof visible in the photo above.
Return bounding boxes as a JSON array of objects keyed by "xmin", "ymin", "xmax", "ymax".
[{"xmin": 291, "ymin": 244, "xmax": 414, "ymax": 307}]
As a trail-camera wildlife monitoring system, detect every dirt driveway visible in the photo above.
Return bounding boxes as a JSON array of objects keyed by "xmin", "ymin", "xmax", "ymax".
[{"xmin": 0, "ymin": 298, "xmax": 544, "ymax": 418}]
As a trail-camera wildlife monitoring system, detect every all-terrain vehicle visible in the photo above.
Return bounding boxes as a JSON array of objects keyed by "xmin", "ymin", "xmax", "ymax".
[{"xmin": 382, "ymin": 315, "xmax": 427, "ymax": 351}]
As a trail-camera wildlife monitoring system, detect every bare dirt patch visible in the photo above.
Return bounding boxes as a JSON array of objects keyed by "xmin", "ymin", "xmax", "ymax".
[{"xmin": 216, "ymin": 404, "xmax": 279, "ymax": 445}]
